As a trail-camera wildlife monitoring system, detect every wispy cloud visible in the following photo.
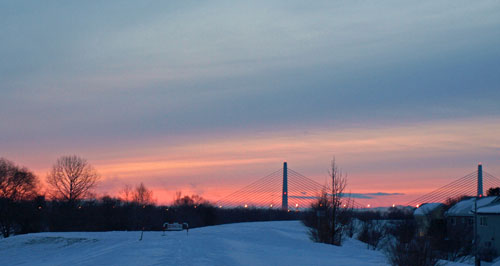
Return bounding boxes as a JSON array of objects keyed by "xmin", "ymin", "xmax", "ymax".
[{"xmin": 1, "ymin": 1, "xmax": 499, "ymax": 206}]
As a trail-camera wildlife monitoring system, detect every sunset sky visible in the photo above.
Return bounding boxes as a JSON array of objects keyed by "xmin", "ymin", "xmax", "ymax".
[{"xmin": 1, "ymin": 1, "xmax": 499, "ymax": 206}]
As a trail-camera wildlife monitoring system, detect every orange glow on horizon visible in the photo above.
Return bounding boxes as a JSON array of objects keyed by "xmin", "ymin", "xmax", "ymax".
[{"xmin": 18, "ymin": 117, "xmax": 500, "ymax": 207}]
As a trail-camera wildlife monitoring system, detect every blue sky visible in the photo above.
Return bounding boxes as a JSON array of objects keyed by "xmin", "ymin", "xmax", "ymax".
[{"xmin": 1, "ymin": 1, "xmax": 499, "ymax": 205}]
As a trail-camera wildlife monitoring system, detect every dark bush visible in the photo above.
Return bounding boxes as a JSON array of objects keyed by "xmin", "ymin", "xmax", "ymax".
[
  {"xmin": 357, "ymin": 220, "xmax": 384, "ymax": 250},
  {"xmin": 386, "ymin": 237, "xmax": 440, "ymax": 266},
  {"xmin": 478, "ymin": 245, "xmax": 498, "ymax": 262}
]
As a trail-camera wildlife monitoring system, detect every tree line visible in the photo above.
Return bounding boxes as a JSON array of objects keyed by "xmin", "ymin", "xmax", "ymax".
[{"xmin": 0, "ymin": 156, "xmax": 299, "ymax": 238}]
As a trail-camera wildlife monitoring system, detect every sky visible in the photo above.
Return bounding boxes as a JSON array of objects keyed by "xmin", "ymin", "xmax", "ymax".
[{"xmin": 1, "ymin": 1, "xmax": 500, "ymax": 207}]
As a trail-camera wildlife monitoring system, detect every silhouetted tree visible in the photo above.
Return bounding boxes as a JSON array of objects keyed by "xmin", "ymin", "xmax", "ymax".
[
  {"xmin": 46, "ymin": 155, "xmax": 99, "ymax": 204},
  {"xmin": 328, "ymin": 157, "xmax": 351, "ymax": 245},
  {"xmin": 0, "ymin": 158, "xmax": 39, "ymax": 237},
  {"xmin": 133, "ymin": 183, "xmax": 154, "ymax": 205},
  {"xmin": 487, "ymin": 187, "xmax": 500, "ymax": 196},
  {"xmin": 305, "ymin": 157, "xmax": 352, "ymax": 246},
  {"xmin": 120, "ymin": 184, "xmax": 133, "ymax": 203},
  {"xmin": 386, "ymin": 207, "xmax": 414, "ymax": 220},
  {"xmin": 173, "ymin": 191, "xmax": 208, "ymax": 206}
]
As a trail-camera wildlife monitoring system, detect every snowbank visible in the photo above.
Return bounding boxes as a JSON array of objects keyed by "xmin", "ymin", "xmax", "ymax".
[
  {"xmin": 0, "ymin": 221, "xmax": 388, "ymax": 266},
  {"xmin": 0, "ymin": 221, "xmax": 472, "ymax": 266},
  {"xmin": 477, "ymin": 202, "xmax": 500, "ymax": 214}
]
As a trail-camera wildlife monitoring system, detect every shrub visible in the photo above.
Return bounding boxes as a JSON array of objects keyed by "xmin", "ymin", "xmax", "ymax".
[
  {"xmin": 386, "ymin": 237, "xmax": 440, "ymax": 266},
  {"xmin": 357, "ymin": 220, "xmax": 384, "ymax": 250}
]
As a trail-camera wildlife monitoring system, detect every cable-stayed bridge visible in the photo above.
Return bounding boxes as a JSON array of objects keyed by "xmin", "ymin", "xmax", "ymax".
[
  {"xmin": 216, "ymin": 162, "xmax": 364, "ymax": 209},
  {"xmin": 217, "ymin": 163, "xmax": 500, "ymax": 209},
  {"xmin": 406, "ymin": 164, "xmax": 500, "ymax": 207}
]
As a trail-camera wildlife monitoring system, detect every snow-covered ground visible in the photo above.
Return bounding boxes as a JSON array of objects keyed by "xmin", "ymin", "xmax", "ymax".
[{"xmin": 1, "ymin": 221, "xmax": 467, "ymax": 266}]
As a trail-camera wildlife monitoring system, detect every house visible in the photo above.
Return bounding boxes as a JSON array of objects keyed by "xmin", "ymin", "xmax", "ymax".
[
  {"xmin": 414, "ymin": 203, "xmax": 446, "ymax": 236},
  {"xmin": 445, "ymin": 196, "xmax": 498, "ymax": 232},
  {"xmin": 476, "ymin": 199, "xmax": 500, "ymax": 258}
]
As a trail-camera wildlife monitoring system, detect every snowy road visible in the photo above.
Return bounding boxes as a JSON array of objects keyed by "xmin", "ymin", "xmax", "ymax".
[{"xmin": 1, "ymin": 221, "xmax": 396, "ymax": 265}]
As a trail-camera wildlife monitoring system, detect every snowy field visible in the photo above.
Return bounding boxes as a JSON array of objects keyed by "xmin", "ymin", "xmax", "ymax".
[{"xmin": 1, "ymin": 221, "xmax": 469, "ymax": 266}]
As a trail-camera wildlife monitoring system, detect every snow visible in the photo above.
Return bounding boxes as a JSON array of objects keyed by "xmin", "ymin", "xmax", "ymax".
[
  {"xmin": 444, "ymin": 196, "xmax": 499, "ymax": 215},
  {"xmin": 414, "ymin": 203, "xmax": 444, "ymax": 216},
  {"xmin": 0, "ymin": 221, "xmax": 469, "ymax": 266},
  {"xmin": 477, "ymin": 202, "xmax": 500, "ymax": 214},
  {"xmin": 445, "ymin": 198, "xmax": 474, "ymax": 216}
]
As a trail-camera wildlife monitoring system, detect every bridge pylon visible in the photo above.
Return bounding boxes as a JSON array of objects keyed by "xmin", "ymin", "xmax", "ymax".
[
  {"xmin": 478, "ymin": 163, "xmax": 483, "ymax": 197},
  {"xmin": 282, "ymin": 162, "xmax": 288, "ymax": 210}
]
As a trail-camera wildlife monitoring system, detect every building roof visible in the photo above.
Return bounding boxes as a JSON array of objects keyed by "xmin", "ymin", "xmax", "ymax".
[
  {"xmin": 414, "ymin": 203, "xmax": 445, "ymax": 216},
  {"xmin": 445, "ymin": 196, "xmax": 498, "ymax": 217},
  {"xmin": 477, "ymin": 201, "xmax": 500, "ymax": 214}
]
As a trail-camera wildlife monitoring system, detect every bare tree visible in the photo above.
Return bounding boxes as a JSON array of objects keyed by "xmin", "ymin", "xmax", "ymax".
[
  {"xmin": 305, "ymin": 157, "xmax": 352, "ymax": 246},
  {"xmin": 133, "ymin": 182, "xmax": 153, "ymax": 205},
  {"xmin": 329, "ymin": 157, "xmax": 350, "ymax": 245},
  {"xmin": 46, "ymin": 155, "xmax": 99, "ymax": 204},
  {"xmin": 120, "ymin": 184, "xmax": 133, "ymax": 203},
  {"xmin": 0, "ymin": 158, "xmax": 39, "ymax": 237},
  {"xmin": 0, "ymin": 158, "xmax": 38, "ymax": 201}
]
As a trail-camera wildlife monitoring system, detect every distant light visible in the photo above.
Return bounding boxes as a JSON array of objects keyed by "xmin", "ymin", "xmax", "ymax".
[
  {"xmin": 392, "ymin": 204, "xmax": 395, "ymax": 208},
  {"xmin": 479, "ymin": 194, "xmax": 483, "ymax": 198},
  {"xmin": 343, "ymin": 204, "xmax": 346, "ymax": 207},
  {"xmin": 270, "ymin": 204, "xmax": 273, "ymax": 207},
  {"xmin": 416, "ymin": 204, "xmax": 420, "ymax": 208},
  {"xmin": 194, "ymin": 205, "xmax": 197, "ymax": 208},
  {"xmin": 244, "ymin": 204, "xmax": 248, "ymax": 208},
  {"xmin": 367, "ymin": 204, "xmax": 370, "ymax": 208},
  {"xmin": 295, "ymin": 203, "xmax": 299, "ymax": 207},
  {"xmin": 284, "ymin": 192, "xmax": 287, "ymax": 195},
  {"xmin": 219, "ymin": 205, "xmax": 222, "ymax": 208}
]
